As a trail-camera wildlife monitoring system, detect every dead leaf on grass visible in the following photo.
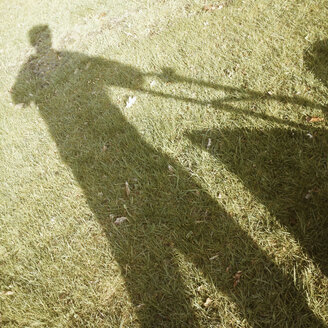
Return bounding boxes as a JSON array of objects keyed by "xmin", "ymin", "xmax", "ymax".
[
  {"xmin": 15, "ymin": 103, "xmax": 24, "ymax": 109},
  {"xmin": 233, "ymin": 271, "xmax": 242, "ymax": 288},
  {"xmin": 114, "ymin": 217, "xmax": 128, "ymax": 225},
  {"xmin": 203, "ymin": 4, "xmax": 223, "ymax": 11},
  {"xmin": 136, "ymin": 303, "xmax": 145, "ymax": 310},
  {"xmin": 304, "ymin": 188, "xmax": 319, "ymax": 200},
  {"xmin": 126, "ymin": 96, "xmax": 137, "ymax": 108},
  {"xmin": 1, "ymin": 291, "xmax": 14, "ymax": 296},
  {"xmin": 125, "ymin": 181, "xmax": 131, "ymax": 197},
  {"xmin": 307, "ymin": 116, "xmax": 324, "ymax": 123},
  {"xmin": 206, "ymin": 138, "xmax": 212, "ymax": 149},
  {"xmin": 204, "ymin": 297, "xmax": 213, "ymax": 307},
  {"xmin": 305, "ymin": 190, "xmax": 312, "ymax": 199},
  {"xmin": 168, "ymin": 165, "xmax": 174, "ymax": 172}
]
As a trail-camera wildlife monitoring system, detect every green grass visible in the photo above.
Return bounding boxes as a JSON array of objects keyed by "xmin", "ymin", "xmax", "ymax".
[{"xmin": 1, "ymin": 0, "xmax": 328, "ymax": 327}]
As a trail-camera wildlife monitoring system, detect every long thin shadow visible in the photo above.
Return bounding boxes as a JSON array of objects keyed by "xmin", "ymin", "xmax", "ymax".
[
  {"xmin": 11, "ymin": 25, "xmax": 326, "ymax": 327},
  {"xmin": 138, "ymin": 87, "xmax": 311, "ymax": 130},
  {"xmin": 147, "ymin": 67, "xmax": 326, "ymax": 111}
]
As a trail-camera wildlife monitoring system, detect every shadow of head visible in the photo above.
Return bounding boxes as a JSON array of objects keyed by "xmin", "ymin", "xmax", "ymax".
[
  {"xmin": 304, "ymin": 39, "xmax": 328, "ymax": 87},
  {"xmin": 20, "ymin": 24, "xmax": 145, "ymax": 90},
  {"xmin": 28, "ymin": 24, "xmax": 52, "ymax": 53}
]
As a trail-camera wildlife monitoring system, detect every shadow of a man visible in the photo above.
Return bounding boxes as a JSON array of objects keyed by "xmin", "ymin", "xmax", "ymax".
[
  {"xmin": 11, "ymin": 25, "xmax": 325, "ymax": 327},
  {"xmin": 186, "ymin": 39, "xmax": 328, "ymax": 278}
]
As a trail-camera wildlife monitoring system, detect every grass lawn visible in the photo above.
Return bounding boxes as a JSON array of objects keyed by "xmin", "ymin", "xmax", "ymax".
[{"xmin": 1, "ymin": 0, "xmax": 328, "ymax": 327}]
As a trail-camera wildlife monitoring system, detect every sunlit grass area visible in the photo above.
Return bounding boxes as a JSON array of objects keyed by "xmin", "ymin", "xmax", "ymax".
[{"xmin": 1, "ymin": 0, "xmax": 328, "ymax": 327}]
